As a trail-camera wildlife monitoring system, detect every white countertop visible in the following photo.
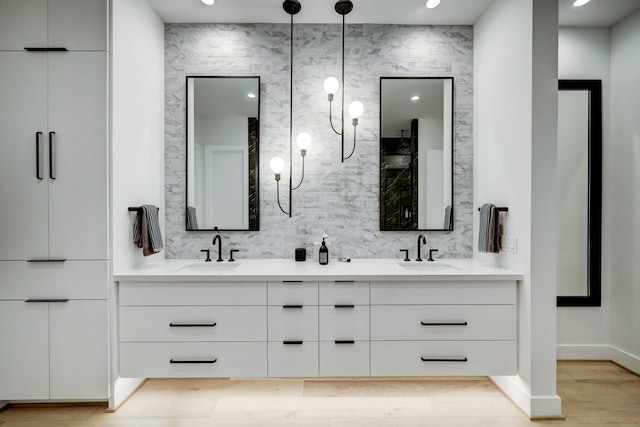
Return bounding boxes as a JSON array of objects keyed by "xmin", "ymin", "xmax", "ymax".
[{"xmin": 114, "ymin": 258, "xmax": 523, "ymax": 282}]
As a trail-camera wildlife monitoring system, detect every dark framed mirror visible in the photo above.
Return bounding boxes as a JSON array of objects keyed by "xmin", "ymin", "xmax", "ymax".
[
  {"xmin": 557, "ymin": 79, "xmax": 602, "ymax": 307},
  {"xmin": 185, "ymin": 76, "xmax": 260, "ymax": 231},
  {"xmin": 379, "ymin": 77, "xmax": 454, "ymax": 231}
]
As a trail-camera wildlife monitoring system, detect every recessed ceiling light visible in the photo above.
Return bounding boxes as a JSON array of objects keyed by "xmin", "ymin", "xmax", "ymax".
[
  {"xmin": 426, "ymin": 0, "xmax": 441, "ymax": 9},
  {"xmin": 572, "ymin": 0, "xmax": 590, "ymax": 7},
  {"xmin": 201, "ymin": 0, "xmax": 214, "ymax": 5},
  {"xmin": 411, "ymin": 95, "xmax": 420, "ymax": 101},
  {"xmin": 247, "ymin": 93, "xmax": 256, "ymax": 98}
]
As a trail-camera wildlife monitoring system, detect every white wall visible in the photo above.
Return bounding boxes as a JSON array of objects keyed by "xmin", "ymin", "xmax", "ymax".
[
  {"xmin": 112, "ymin": 0, "xmax": 165, "ymax": 271},
  {"xmin": 474, "ymin": 0, "xmax": 560, "ymax": 418},
  {"xmin": 557, "ymin": 27, "xmax": 611, "ymax": 359},
  {"xmin": 609, "ymin": 9, "xmax": 640, "ymax": 372}
]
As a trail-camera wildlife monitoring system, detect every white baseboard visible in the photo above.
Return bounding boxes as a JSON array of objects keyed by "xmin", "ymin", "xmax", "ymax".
[
  {"xmin": 610, "ymin": 346, "xmax": 640, "ymax": 375},
  {"xmin": 556, "ymin": 344, "xmax": 640, "ymax": 376},
  {"xmin": 490, "ymin": 375, "xmax": 562, "ymax": 418},
  {"xmin": 557, "ymin": 344, "xmax": 611, "ymax": 360},
  {"xmin": 108, "ymin": 377, "xmax": 145, "ymax": 411}
]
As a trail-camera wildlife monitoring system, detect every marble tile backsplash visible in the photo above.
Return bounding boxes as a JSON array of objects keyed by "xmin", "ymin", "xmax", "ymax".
[{"xmin": 165, "ymin": 23, "xmax": 473, "ymax": 260}]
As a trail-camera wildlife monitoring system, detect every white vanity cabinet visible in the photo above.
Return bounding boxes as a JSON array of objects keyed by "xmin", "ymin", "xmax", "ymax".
[
  {"xmin": 119, "ymin": 282, "xmax": 268, "ymax": 378},
  {"xmin": 318, "ymin": 280, "xmax": 370, "ymax": 376},
  {"xmin": 370, "ymin": 281, "xmax": 518, "ymax": 376},
  {"xmin": 0, "ymin": 0, "xmax": 108, "ymax": 51},
  {"xmin": 267, "ymin": 280, "xmax": 319, "ymax": 377}
]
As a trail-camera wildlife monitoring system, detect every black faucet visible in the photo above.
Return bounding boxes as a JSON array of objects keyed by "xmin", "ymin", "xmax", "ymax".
[
  {"xmin": 427, "ymin": 249, "xmax": 439, "ymax": 262},
  {"xmin": 416, "ymin": 234, "xmax": 426, "ymax": 262},
  {"xmin": 212, "ymin": 234, "xmax": 224, "ymax": 262},
  {"xmin": 400, "ymin": 249, "xmax": 410, "ymax": 262}
]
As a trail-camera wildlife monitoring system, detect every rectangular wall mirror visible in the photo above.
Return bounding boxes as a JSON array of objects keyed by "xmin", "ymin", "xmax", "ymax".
[
  {"xmin": 380, "ymin": 77, "xmax": 454, "ymax": 231},
  {"xmin": 186, "ymin": 76, "xmax": 260, "ymax": 231},
  {"xmin": 557, "ymin": 79, "xmax": 602, "ymax": 306}
]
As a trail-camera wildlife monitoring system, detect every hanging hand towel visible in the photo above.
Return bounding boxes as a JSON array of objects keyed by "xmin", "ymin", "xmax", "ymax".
[
  {"xmin": 133, "ymin": 205, "xmax": 163, "ymax": 256},
  {"xmin": 478, "ymin": 203, "xmax": 500, "ymax": 253},
  {"xmin": 444, "ymin": 205, "xmax": 453, "ymax": 229},
  {"xmin": 186, "ymin": 206, "xmax": 199, "ymax": 231}
]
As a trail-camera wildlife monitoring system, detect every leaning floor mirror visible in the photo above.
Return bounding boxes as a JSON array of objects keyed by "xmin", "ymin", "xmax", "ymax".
[
  {"xmin": 557, "ymin": 79, "xmax": 602, "ymax": 307},
  {"xmin": 185, "ymin": 76, "xmax": 260, "ymax": 231}
]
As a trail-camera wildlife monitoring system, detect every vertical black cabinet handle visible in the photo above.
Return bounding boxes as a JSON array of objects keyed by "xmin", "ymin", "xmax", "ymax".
[
  {"xmin": 35, "ymin": 132, "xmax": 43, "ymax": 179},
  {"xmin": 49, "ymin": 131, "xmax": 56, "ymax": 180}
]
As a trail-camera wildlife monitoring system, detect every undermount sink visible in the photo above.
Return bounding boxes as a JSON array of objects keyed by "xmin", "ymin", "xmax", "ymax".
[
  {"xmin": 397, "ymin": 262, "xmax": 459, "ymax": 271},
  {"xmin": 178, "ymin": 262, "xmax": 240, "ymax": 272}
]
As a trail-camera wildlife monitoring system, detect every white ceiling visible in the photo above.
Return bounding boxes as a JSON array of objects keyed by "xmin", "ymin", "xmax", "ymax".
[{"xmin": 146, "ymin": 0, "xmax": 640, "ymax": 26}]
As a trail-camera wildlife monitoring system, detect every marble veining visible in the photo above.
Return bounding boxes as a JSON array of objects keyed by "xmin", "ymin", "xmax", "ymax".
[{"xmin": 165, "ymin": 23, "xmax": 473, "ymax": 260}]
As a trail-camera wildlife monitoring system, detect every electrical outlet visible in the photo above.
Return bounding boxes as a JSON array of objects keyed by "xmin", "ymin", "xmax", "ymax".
[{"xmin": 501, "ymin": 235, "xmax": 517, "ymax": 253}]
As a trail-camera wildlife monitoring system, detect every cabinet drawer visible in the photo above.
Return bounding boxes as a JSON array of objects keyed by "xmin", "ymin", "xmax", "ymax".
[
  {"xmin": 371, "ymin": 341, "xmax": 517, "ymax": 376},
  {"xmin": 268, "ymin": 341, "xmax": 318, "ymax": 377},
  {"xmin": 319, "ymin": 281, "xmax": 369, "ymax": 305},
  {"xmin": 268, "ymin": 305, "xmax": 318, "ymax": 341},
  {"xmin": 319, "ymin": 305, "xmax": 369, "ymax": 341},
  {"xmin": 370, "ymin": 281, "xmax": 516, "ymax": 305},
  {"xmin": 120, "ymin": 342, "xmax": 267, "ymax": 378},
  {"xmin": 267, "ymin": 281, "xmax": 318, "ymax": 306},
  {"xmin": 119, "ymin": 281, "xmax": 266, "ymax": 306},
  {"xmin": 0, "ymin": 260, "xmax": 108, "ymax": 300},
  {"xmin": 319, "ymin": 341, "xmax": 370, "ymax": 377},
  {"xmin": 120, "ymin": 306, "xmax": 267, "ymax": 342},
  {"xmin": 370, "ymin": 305, "xmax": 516, "ymax": 341}
]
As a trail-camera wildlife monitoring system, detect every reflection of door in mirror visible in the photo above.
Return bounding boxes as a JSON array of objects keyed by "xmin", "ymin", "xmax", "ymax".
[
  {"xmin": 186, "ymin": 76, "xmax": 260, "ymax": 231},
  {"xmin": 557, "ymin": 80, "xmax": 602, "ymax": 307},
  {"xmin": 380, "ymin": 77, "xmax": 453, "ymax": 231}
]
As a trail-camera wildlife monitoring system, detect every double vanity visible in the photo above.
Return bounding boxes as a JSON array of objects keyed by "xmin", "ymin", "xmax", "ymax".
[{"xmin": 115, "ymin": 259, "xmax": 521, "ymax": 380}]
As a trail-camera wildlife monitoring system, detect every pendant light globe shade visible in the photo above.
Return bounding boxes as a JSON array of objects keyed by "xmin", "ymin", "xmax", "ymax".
[
  {"xmin": 269, "ymin": 156, "xmax": 286, "ymax": 174},
  {"xmin": 296, "ymin": 132, "xmax": 312, "ymax": 150},
  {"xmin": 324, "ymin": 77, "xmax": 340, "ymax": 95},
  {"xmin": 348, "ymin": 101, "xmax": 364, "ymax": 119},
  {"xmin": 425, "ymin": 0, "xmax": 440, "ymax": 8}
]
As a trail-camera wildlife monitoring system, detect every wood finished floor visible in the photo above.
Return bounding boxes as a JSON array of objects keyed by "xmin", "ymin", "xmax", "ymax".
[{"xmin": 1, "ymin": 361, "xmax": 639, "ymax": 426}]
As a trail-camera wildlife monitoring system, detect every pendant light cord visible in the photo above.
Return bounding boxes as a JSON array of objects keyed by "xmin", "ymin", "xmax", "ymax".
[
  {"xmin": 287, "ymin": 11, "xmax": 294, "ymax": 216},
  {"xmin": 340, "ymin": 13, "xmax": 346, "ymax": 162}
]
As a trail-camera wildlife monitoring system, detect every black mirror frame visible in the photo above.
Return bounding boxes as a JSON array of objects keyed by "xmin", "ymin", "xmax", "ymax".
[
  {"xmin": 184, "ymin": 75, "xmax": 260, "ymax": 232},
  {"xmin": 379, "ymin": 76, "xmax": 455, "ymax": 232},
  {"xmin": 557, "ymin": 79, "xmax": 602, "ymax": 307}
]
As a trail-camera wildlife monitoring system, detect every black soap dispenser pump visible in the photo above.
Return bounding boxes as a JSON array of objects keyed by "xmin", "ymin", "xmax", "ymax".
[{"xmin": 319, "ymin": 238, "xmax": 329, "ymax": 265}]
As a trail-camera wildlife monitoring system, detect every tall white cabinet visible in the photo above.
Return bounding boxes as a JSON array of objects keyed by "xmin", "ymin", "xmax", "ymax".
[{"xmin": 0, "ymin": 0, "xmax": 110, "ymax": 401}]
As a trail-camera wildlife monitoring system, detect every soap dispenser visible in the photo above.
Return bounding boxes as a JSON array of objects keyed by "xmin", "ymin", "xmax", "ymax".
[{"xmin": 319, "ymin": 237, "xmax": 329, "ymax": 265}]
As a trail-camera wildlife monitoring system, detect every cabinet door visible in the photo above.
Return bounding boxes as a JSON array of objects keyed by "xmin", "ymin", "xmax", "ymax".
[
  {"xmin": 0, "ymin": 0, "xmax": 47, "ymax": 50},
  {"xmin": 48, "ymin": 0, "xmax": 108, "ymax": 51},
  {"xmin": 0, "ymin": 301, "xmax": 50, "ymax": 400},
  {"xmin": 49, "ymin": 300, "xmax": 108, "ymax": 399},
  {"xmin": 0, "ymin": 52, "xmax": 49, "ymax": 261},
  {"xmin": 48, "ymin": 52, "xmax": 108, "ymax": 260}
]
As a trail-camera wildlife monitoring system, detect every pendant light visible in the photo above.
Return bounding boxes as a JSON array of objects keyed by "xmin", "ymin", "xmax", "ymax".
[
  {"xmin": 270, "ymin": 0, "xmax": 312, "ymax": 217},
  {"xmin": 323, "ymin": 0, "xmax": 363, "ymax": 162}
]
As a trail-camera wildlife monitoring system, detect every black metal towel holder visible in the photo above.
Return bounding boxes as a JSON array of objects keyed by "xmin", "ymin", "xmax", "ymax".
[
  {"xmin": 477, "ymin": 206, "xmax": 508, "ymax": 212},
  {"xmin": 128, "ymin": 206, "xmax": 160, "ymax": 212}
]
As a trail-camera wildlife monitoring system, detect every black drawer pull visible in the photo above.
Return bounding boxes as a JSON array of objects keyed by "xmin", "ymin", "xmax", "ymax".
[
  {"xmin": 334, "ymin": 280, "xmax": 355, "ymax": 283},
  {"xmin": 420, "ymin": 321, "xmax": 468, "ymax": 326},
  {"xmin": 170, "ymin": 358, "xmax": 217, "ymax": 364},
  {"xmin": 27, "ymin": 259, "xmax": 67, "ymax": 263},
  {"xmin": 24, "ymin": 47, "xmax": 68, "ymax": 52},
  {"xmin": 283, "ymin": 305, "xmax": 303, "ymax": 309},
  {"xmin": 335, "ymin": 340, "xmax": 355, "ymax": 344},
  {"xmin": 421, "ymin": 357, "xmax": 468, "ymax": 362},
  {"xmin": 335, "ymin": 304, "xmax": 355, "ymax": 308},
  {"xmin": 283, "ymin": 340, "xmax": 303, "ymax": 345},
  {"xmin": 282, "ymin": 280, "xmax": 303, "ymax": 283},
  {"xmin": 169, "ymin": 322, "xmax": 216, "ymax": 327},
  {"xmin": 25, "ymin": 299, "xmax": 69, "ymax": 303}
]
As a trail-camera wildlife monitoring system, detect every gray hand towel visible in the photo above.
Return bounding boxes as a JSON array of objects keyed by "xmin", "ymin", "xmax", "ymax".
[
  {"xmin": 133, "ymin": 205, "xmax": 163, "ymax": 256},
  {"xmin": 478, "ymin": 203, "xmax": 500, "ymax": 253},
  {"xmin": 186, "ymin": 206, "xmax": 199, "ymax": 231},
  {"xmin": 444, "ymin": 205, "xmax": 453, "ymax": 229}
]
